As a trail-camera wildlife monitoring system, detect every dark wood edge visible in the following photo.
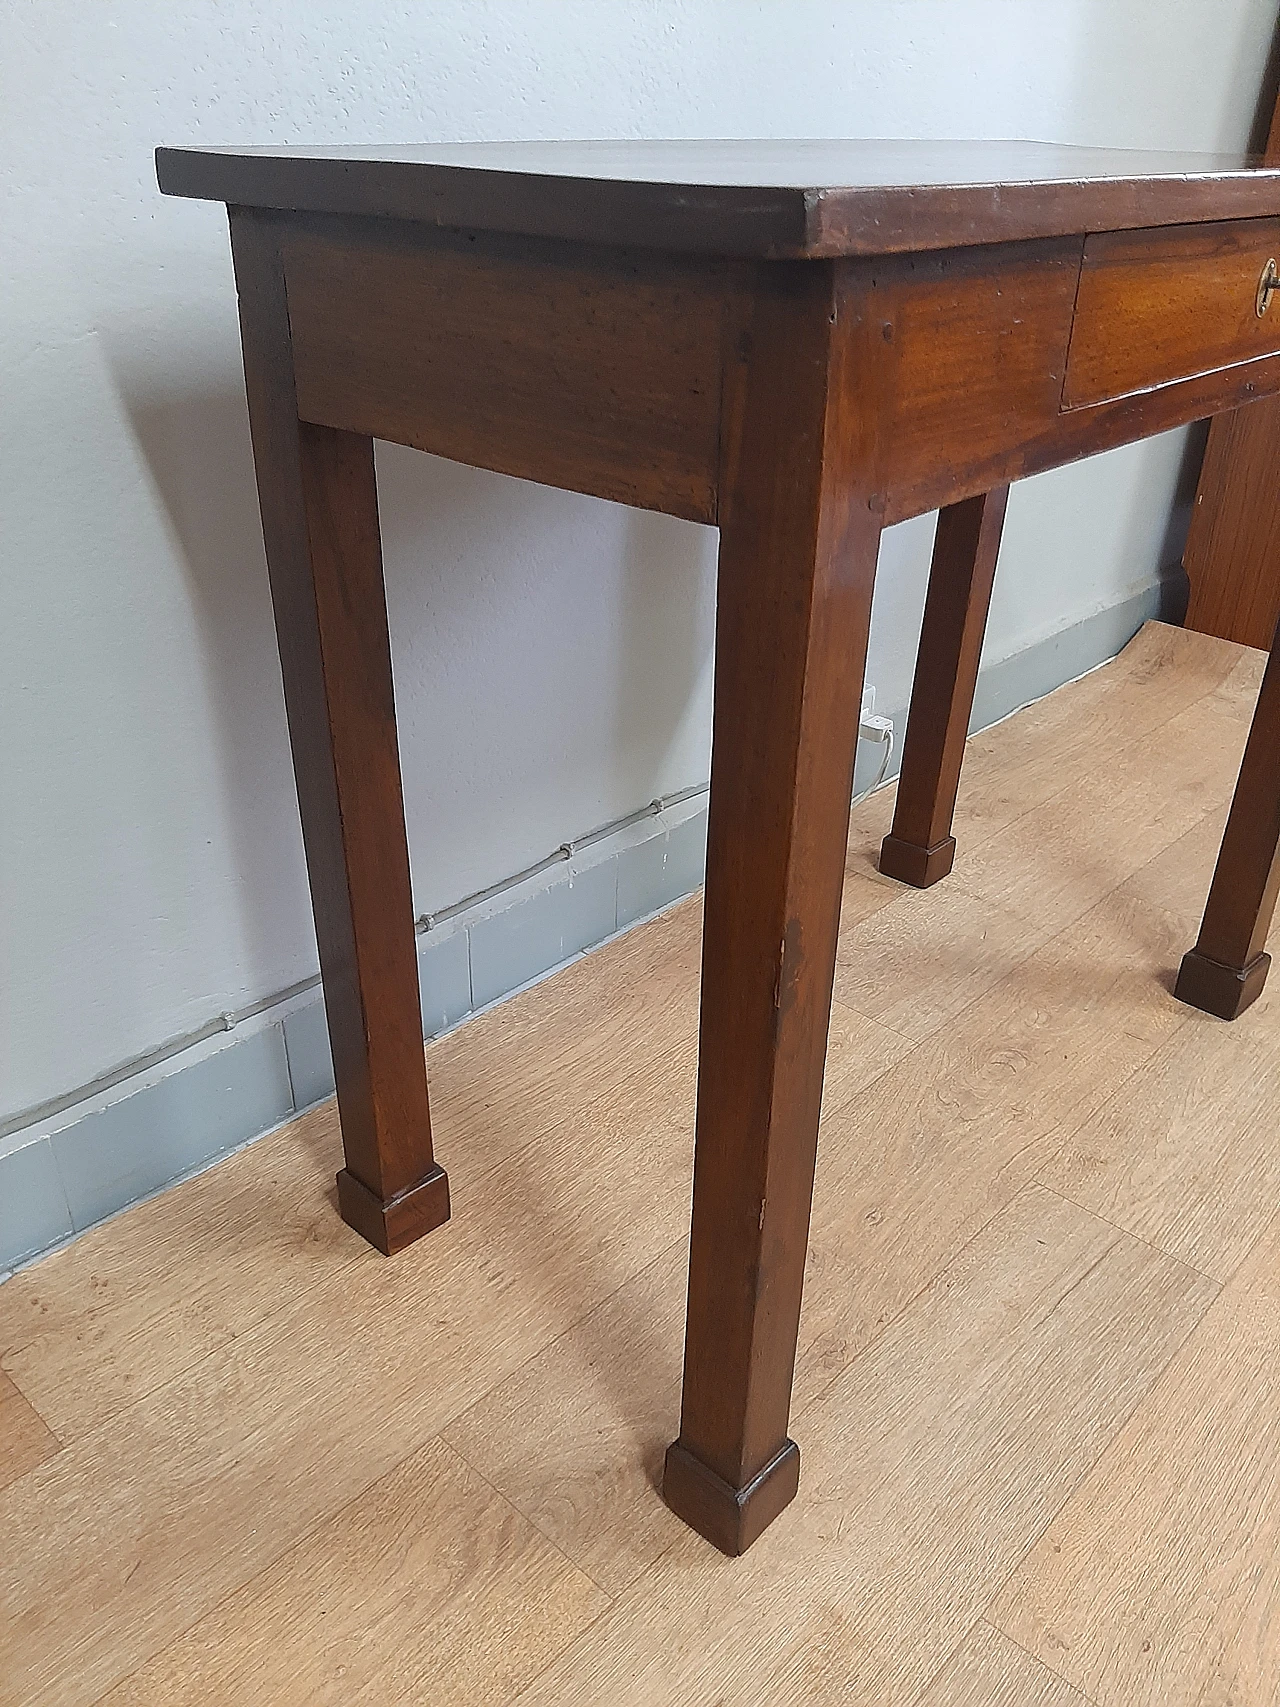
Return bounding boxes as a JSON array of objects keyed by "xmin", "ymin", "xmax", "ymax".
[
  {"xmin": 158, "ymin": 150, "xmax": 812, "ymax": 259},
  {"xmin": 662, "ymin": 1438, "xmax": 802, "ymax": 1556},
  {"xmin": 158, "ymin": 148, "xmax": 1280, "ymax": 259},
  {"xmin": 808, "ymin": 177, "xmax": 1280, "ymax": 257},
  {"xmin": 878, "ymin": 833, "xmax": 957, "ymax": 888},
  {"xmin": 336, "ymin": 1164, "xmax": 451, "ymax": 1256},
  {"xmin": 1174, "ymin": 948, "xmax": 1271, "ymax": 1020}
]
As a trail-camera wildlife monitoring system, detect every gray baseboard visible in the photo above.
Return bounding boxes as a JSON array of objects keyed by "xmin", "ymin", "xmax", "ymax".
[{"xmin": 0, "ymin": 589, "xmax": 1175, "ymax": 1277}]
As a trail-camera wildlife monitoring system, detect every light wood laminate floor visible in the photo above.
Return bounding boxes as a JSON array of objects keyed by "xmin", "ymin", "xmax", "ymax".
[{"xmin": 3, "ymin": 621, "xmax": 1277, "ymax": 1706}]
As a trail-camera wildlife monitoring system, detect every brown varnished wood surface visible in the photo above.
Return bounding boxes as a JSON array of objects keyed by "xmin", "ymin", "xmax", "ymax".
[
  {"xmin": 880, "ymin": 488, "xmax": 1009, "ymax": 888},
  {"xmin": 1185, "ymin": 398, "xmax": 1280, "ymax": 647},
  {"xmin": 229, "ymin": 209, "xmax": 448, "ymax": 1254},
  {"xmin": 867, "ymin": 237, "xmax": 1280, "ymax": 525},
  {"xmin": 664, "ymin": 261, "xmax": 886, "ymax": 1553},
  {"xmin": 159, "ymin": 138, "xmax": 1280, "ymax": 258},
  {"xmin": 282, "ymin": 219, "xmax": 727, "ymax": 524},
  {"xmin": 155, "ymin": 144, "xmax": 1280, "ymax": 1558},
  {"xmin": 266, "ymin": 216, "xmax": 1280, "ymax": 532},
  {"xmin": 1186, "ymin": 81, "xmax": 1280, "ymax": 647},
  {"xmin": 1177, "ymin": 619, "xmax": 1280, "ymax": 1020},
  {"xmin": 866, "ymin": 239, "xmax": 1080, "ymax": 523},
  {"xmin": 1064, "ymin": 218, "xmax": 1280, "ymax": 407}
]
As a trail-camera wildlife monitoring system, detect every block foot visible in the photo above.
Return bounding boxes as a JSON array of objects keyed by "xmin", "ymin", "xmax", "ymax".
[
  {"xmin": 662, "ymin": 1438, "xmax": 800, "ymax": 1555},
  {"xmin": 337, "ymin": 1163, "xmax": 450, "ymax": 1255},
  {"xmin": 1174, "ymin": 948, "xmax": 1270, "ymax": 1021},
  {"xmin": 878, "ymin": 832, "xmax": 956, "ymax": 888}
]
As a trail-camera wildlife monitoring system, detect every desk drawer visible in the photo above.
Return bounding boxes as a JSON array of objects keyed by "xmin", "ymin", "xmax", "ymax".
[{"xmin": 1063, "ymin": 218, "xmax": 1280, "ymax": 408}]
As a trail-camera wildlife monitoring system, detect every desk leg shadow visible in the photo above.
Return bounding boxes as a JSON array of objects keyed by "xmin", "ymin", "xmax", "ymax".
[
  {"xmin": 879, "ymin": 487, "xmax": 1009, "ymax": 889},
  {"xmin": 1177, "ymin": 616, "xmax": 1280, "ymax": 1020}
]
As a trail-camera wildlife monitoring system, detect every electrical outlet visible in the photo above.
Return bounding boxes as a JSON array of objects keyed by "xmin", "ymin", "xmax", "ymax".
[
  {"xmin": 853, "ymin": 692, "xmax": 895, "ymax": 804},
  {"xmin": 860, "ymin": 684, "xmax": 891, "ymax": 741}
]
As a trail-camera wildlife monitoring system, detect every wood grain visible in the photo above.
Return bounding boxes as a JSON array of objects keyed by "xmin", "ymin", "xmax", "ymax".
[
  {"xmin": 920, "ymin": 1623, "xmax": 1088, "ymax": 1706},
  {"xmin": 1064, "ymin": 219, "xmax": 1280, "ymax": 407},
  {"xmin": 871, "ymin": 240, "xmax": 1080, "ymax": 524},
  {"xmin": 0, "ymin": 1103, "xmax": 361, "ymax": 1444},
  {"xmin": 846, "ymin": 622, "xmax": 1246, "ymax": 886},
  {"xmin": 1041, "ymin": 1017, "xmax": 1280, "ymax": 1282},
  {"xmin": 991, "ymin": 1207, "xmax": 1280, "ymax": 1707},
  {"xmin": 1177, "ymin": 626, "xmax": 1280, "ymax": 1018},
  {"xmin": 797, "ymin": 881, "xmax": 1194, "ymax": 1415},
  {"xmin": 511, "ymin": 1187, "xmax": 1214, "ymax": 1707},
  {"xmin": 0, "ymin": 908, "xmax": 701, "ymax": 1448},
  {"xmin": 428, "ymin": 896, "xmax": 703, "ymax": 1185},
  {"xmin": 443, "ymin": 998, "xmax": 909, "ymax": 1598},
  {"xmin": 953, "ymin": 665, "xmax": 1256, "ymax": 936},
  {"xmin": 96, "ymin": 1437, "xmax": 606, "ymax": 1707},
  {"xmin": 0, "ymin": 942, "xmax": 702, "ymax": 1705},
  {"xmin": 0, "ymin": 1371, "xmax": 58, "ymax": 1494},
  {"xmin": 832, "ymin": 882, "xmax": 1048, "ymax": 1043},
  {"xmin": 1184, "ymin": 64, "xmax": 1280, "ymax": 647},
  {"xmin": 1185, "ymin": 395, "xmax": 1280, "ymax": 646},
  {"xmin": 230, "ymin": 208, "xmax": 447, "ymax": 1253},
  {"xmin": 443, "ymin": 885, "xmax": 1190, "ymax": 1598},
  {"xmin": 157, "ymin": 138, "xmax": 1280, "ymax": 259},
  {"xmin": 665, "ymin": 259, "xmax": 887, "ymax": 1552},
  {"xmin": 2, "ymin": 626, "xmax": 1273, "ymax": 1706},
  {"xmin": 283, "ymin": 219, "xmax": 727, "ymax": 524},
  {"xmin": 881, "ymin": 487, "xmax": 1010, "ymax": 887},
  {"xmin": 453, "ymin": 620, "xmax": 1233, "ymax": 1597},
  {"xmin": 871, "ymin": 234, "xmax": 1280, "ymax": 525}
]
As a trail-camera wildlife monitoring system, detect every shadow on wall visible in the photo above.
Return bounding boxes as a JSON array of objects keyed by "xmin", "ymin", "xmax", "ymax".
[
  {"xmin": 108, "ymin": 349, "xmax": 715, "ymax": 947},
  {"xmin": 111, "ymin": 369, "xmax": 315, "ymax": 988},
  {"xmin": 612, "ymin": 504, "xmax": 715, "ymax": 796}
]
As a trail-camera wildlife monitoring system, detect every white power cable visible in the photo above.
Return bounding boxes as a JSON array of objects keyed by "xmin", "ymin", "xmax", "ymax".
[{"xmin": 852, "ymin": 712, "xmax": 895, "ymax": 806}]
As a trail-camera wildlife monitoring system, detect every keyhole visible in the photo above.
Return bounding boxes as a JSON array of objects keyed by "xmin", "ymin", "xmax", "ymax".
[{"xmin": 1257, "ymin": 258, "xmax": 1279, "ymax": 318}]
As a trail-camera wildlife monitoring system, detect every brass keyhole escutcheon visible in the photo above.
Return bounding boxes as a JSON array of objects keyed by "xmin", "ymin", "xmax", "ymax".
[{"xmin": 1258, "ymin": 258, "xmax": 1280, "ymax": 317}]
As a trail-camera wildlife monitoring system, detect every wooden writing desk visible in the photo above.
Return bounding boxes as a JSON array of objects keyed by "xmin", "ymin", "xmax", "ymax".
[{"xmin": 158, "ymin": 139, "xmax": 1280, "ymax": 1555}]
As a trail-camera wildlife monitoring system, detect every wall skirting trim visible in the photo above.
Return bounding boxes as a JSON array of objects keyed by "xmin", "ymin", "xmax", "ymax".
[{"xmin": 0, "ymin": 584, "xmax": 1176, "ymax": 1277}]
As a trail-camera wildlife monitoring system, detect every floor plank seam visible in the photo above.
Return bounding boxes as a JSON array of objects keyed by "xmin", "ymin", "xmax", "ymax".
[
  {"xmin": 79, "ymin": 1454, "xmax": 403, "ymax": 1707},
  {"xmin": 812, "ymin": 962, "xmax": 1201, "ymax": 1440},
  {"xmin": 2, "ymin": 1369, "xmax": 64, "ymax": 1451},
  {"xmin": 431, "ymin": 1432, "xmax": 617, "ymax": 1597},
  {"xmin": 979, "ymin": 1615, "xmax": 1104, "ymax": 1707},
  {"xmin": 4, "ymin": 1243, "xmax": 372, "ymax": 1448},
  {"xmin": 789, "ymin": 1176, "xmax": 1054, "ymax": 1437},
  {"xmin": 85, "ymin": 1431, "xmax": 611, "ymax": 1707},
  {"xmin": 917, "ymin": 655, "xmax": 1254, "ymax": 937},
  {"xmin": 11, "ymin": 628, "xmax": 1275, "ymax": 1705},
  {"xmin": 1034, "ymin": 1178, "xmax": 1225, "ymax": 1289},
  {"xmin": 832, "ymin": 887, "xmax": 1068, "ymax": 1053},
  {"xmin": 818, "ymin": 1026, "xmax": 923, "ymax": 1122},
  {"xmin": 29, "ymin": 1110, "xmax": 683, "ymax": 1452},
  {"xmin": 971, "ymin": 1265, "xmax": 1220, "ymax": 1666},
  {"xmin": 437, "ymin": 1233, "xmax": 688, "ymax": 1473},
  {"xmin": 437, "ymin": 1429, "xmax": 627, "ymax": 1602},
  {"xmin": 498, "ymin": 1556, "xmax": 655, "ymax": 1707}
]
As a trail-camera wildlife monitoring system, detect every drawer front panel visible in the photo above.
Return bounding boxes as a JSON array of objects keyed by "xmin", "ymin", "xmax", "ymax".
[{"xmin": 1064, "ymin": 218, "xmax": 1280, "ymax": 408}]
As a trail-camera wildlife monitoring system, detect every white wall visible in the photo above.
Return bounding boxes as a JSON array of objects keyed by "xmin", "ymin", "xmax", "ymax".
[{"xmin": 2, "ymin": 0, "xmax": 1275, "ymax": 1122}]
